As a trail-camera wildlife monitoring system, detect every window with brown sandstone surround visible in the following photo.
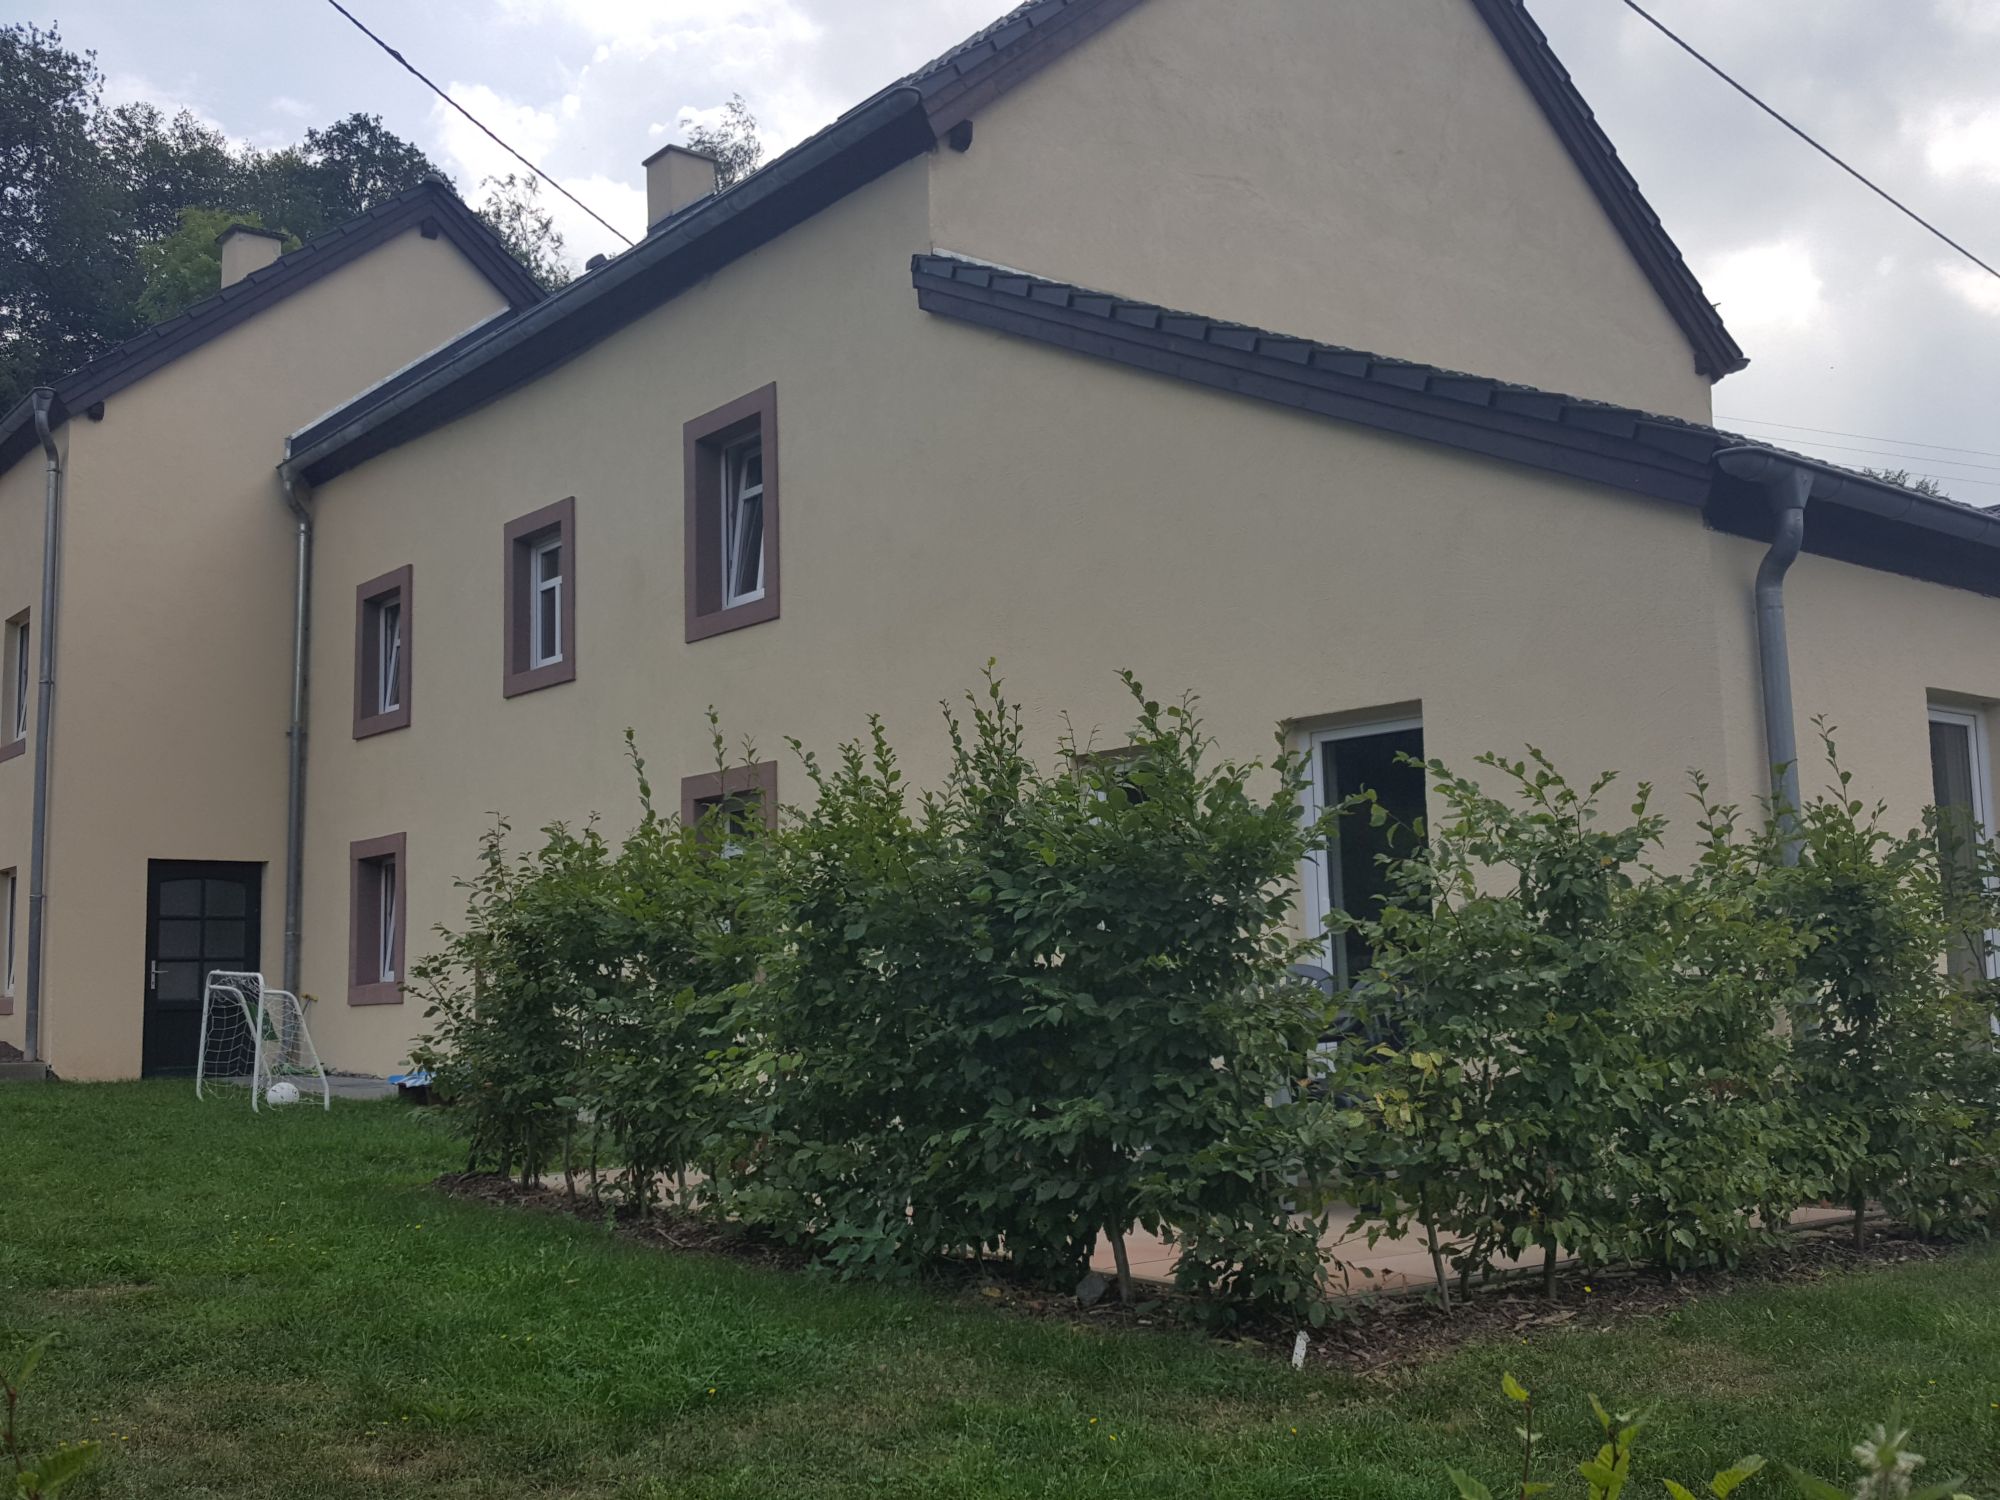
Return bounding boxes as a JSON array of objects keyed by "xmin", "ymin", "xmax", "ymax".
[
  {"xmin": 353, "ymin": 566, "xmax": 412, "ymax": 738},
  {"xmin": 504, "ymin": 497, "xmax": 576, "ymax": 697},
  {"xmin": 1, "ymin": 609, "xmax": 27, "ymax": 764},
  {"xmin": 684, "ymin": 385, "xmax": 779, "ymax": 641},
  {"xmin": 1, "ymin": 867, "xmax": 17, "ymax": 1015},
  {"xmin": 348, "ymin": 833, "xmax": 406, "ymax": 1006},
  {"xmin": 680, "ymin": 762, "xmax": 778, "ymax": 851}
]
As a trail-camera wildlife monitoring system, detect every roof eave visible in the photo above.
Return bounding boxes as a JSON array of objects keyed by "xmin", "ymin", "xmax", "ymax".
[{"xmin": 287, "ymin": 87, "xmax": 934, "ymax": 487}]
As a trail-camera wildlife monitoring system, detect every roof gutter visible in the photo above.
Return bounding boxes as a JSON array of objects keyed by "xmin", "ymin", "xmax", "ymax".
[
  {"xmin": 283, "ymin": 86, "xmax": 932, "ymax": 487},
  {"xmin": 24, "ymin": 389, "xmax": 64, "ymax": 1062},
  {"xmin": 1715, "ymin": 445, "xmax": 1852, "ymax": 864},
  {"xmin": 279, "ymin": 465, "xmax": 314, "ymax": 997}
]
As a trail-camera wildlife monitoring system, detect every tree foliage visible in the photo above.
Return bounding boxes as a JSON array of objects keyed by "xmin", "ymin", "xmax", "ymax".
[
  {"xmin": 0, "ymin": 22, "xmax": 567, "ymax": 402},
  {"xmin": 682, "ymin": 94, "xmax": 763, "ymax": 190}
]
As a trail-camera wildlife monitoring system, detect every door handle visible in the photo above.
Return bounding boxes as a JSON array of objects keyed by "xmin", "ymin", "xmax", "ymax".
[{"xmin": 148, "ymin": 960, "xmax": 160, "ymax": 991}]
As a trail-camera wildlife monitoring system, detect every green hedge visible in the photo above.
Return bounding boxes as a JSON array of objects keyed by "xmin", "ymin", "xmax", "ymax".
[{"xmin": 413, "ymin": 683, "xmax": 2000, "ymax": 1325}]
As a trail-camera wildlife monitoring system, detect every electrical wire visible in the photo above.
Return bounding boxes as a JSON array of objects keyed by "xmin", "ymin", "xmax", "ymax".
[
  {"xmin": 322, "ymin": 0, "xmax": 634, "ymax": 247},
  {"xmin": 1718, "ymin": 417, "xmax": 2000, "ymax": 464},
  {"xmin": 1620, "ymin": 0, "xmax": 2000, "ymax": 283}
]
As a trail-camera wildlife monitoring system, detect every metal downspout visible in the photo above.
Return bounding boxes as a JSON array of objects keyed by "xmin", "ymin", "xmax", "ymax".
[
  {"xmin": 1716, "ymin": 448, "xmax": 1813, "ymax": 865},
  {"xmin": 25, "ymin": 389, "xmax": 64, "ymax": 1061},
  {"xmin": 280, "ymin": 466, "xmax": 313, "ymax": 995}
]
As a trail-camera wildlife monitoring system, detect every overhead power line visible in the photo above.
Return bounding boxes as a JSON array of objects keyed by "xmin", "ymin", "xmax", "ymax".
[
  {"xmin": 322, "ymin": 0, "xmax": 634, "ymax": 248},
  {"xmin": 1725, "ymin": 431, "xmax": 2000, "ymax": 477},
  {"xmin": 1620, "ymin": 0, "xmax": 2000, "ymax": 284},
  {"xmin": 1718, "ymin": 416, "xmax": 2000, "ymax": 465}
]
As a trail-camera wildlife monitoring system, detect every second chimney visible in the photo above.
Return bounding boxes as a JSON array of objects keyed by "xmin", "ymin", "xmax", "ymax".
[
  {"xmin": 643, "ymin": 144, "xmax": 719, "ymax": 229},
  {"xmin": 218, "ymin": 224, "xmax": 287, "ymax": 287}
]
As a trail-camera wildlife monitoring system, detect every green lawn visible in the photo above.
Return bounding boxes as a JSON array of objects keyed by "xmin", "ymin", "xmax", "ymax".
[{"xmin": 4, "ymin": 1083, "xmax": 1999, "ymax": 1499}]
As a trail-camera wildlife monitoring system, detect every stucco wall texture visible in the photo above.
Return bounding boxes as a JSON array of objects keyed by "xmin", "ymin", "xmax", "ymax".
[
  {"xmin": 297, "ymin": 149, "xmax": 1997, "ymax": 1076},
  {"xmin": 0, "ymin": 229, "xmax": 509, "ymax": 1077}
]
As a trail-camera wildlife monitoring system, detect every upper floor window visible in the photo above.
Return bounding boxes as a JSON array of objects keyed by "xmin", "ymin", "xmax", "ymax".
[
  {"xmin": 3, "ymin": 610, "xmax": 31, "ymax": 764},
  {"xmin": 504, "ymin": 497, "xmax": 576, "ymax": 697},
  {"xmin": 353, "ymin": 567, "xmax": 412, "ymax": 739},
  {"xmin": 685, "ymin": 384, "xmax": 779, "ymax": 641}
]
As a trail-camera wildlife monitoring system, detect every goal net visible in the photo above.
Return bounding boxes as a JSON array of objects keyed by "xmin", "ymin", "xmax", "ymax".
[{"xmin": 196, "ymin": 971, "xmax": 330, "ymax": 1110}]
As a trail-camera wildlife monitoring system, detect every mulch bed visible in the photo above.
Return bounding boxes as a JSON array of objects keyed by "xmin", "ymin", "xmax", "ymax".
[{"xmin": 434, "ymin": 1173, "xmax": 1972, "ymax": 1373}]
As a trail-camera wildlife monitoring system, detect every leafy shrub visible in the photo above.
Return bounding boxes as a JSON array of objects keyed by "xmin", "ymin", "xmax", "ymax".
[
  {"xmin": 1766, "ymin": 727, "xmax": 2000, "ymax": 1244},
  {"xmin": 1335, "ymin": 753, "xmax": 1822, "ymax": 1295},
  {"xmin": 729, "ymin": 672, "xmax": 1338, "ymax": 1317}
]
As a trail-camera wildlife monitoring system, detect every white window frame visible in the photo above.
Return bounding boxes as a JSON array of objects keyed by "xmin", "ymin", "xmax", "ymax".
[
  {"xmin": 720, "ymin": 436, "xmax": 765, "ymax": 610},
  {"xmin": 378, "ymin": 858, "xmax": 399, "ymax": 984},
  {"xmin": 2, "ymin": 869, "xmax": 15, "ymax": 1000},
  {"xmin": 1929, "ymin": 702, "xmax": 1999, "ymax": 986},
  {"xmin": 8, "ymin": 617, "xmax": 26, "ymax": 742},
  {"xmin": 376, "ymin": 598, "xmax": 402, "ymax": 715},
  {"xmin": 530, "ymin": 535, "xmax": 564, "ymax": 669},
  {"xmin": 1299, "ymin": 715, "xmax": 1425, "ymax": 982}
]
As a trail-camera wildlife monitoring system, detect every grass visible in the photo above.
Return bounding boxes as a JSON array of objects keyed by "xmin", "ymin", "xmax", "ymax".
[{"xmin": 4, "ymin": 1083, "xmax": 1999, "ymax": 1499}]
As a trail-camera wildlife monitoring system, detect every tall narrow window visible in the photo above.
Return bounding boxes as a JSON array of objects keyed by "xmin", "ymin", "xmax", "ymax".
[
  {"xmin": 349, "ymin": 833, "xmax": 406, "ymax": 1005},
  {"xmin": 531, "ymin": 536, "xmax": 563, "ymax": 668},
  {"xmin": 685, "ymin": 384, "xmax": 779, "ymax": 640},
  {"xmin": 504, "ymin": 497, "xmax": 576, "ymax": 697},
  {"xmin": 1, "ymin": 868, "xmax": 16, "ymax": 1014},
  {"xmin": 353, "ymin": 567, "xmax": 412, "ymax": 738},
  {"xmin": 1, "ymin": 610, "xmax": 27, "ymax": 763},
  {"xmin": 722, "ymin": 436, "xmax": 765, "ymax": 608},
  {"xmin": 1301, "ymin": 714, "xmax": 1427, "ymax": 987},
  {"xmin": 1929, "ymin": 702, "xmax": 1997, "ymax": 982},
  {"xmin": 377, "ymin": 599, "xmax": 403, "ymax": 714}
]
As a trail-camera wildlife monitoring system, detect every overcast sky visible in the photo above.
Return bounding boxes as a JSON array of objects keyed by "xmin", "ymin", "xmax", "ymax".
[{"xmin": 50, "ymin": 0, "xmax": 2000, "ymax": 502}]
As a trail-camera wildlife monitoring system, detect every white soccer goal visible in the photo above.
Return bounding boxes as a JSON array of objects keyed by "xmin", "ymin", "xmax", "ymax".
[{"xmin": 195, "ymin": 971, "xmax": 330, "ymax": 1111}]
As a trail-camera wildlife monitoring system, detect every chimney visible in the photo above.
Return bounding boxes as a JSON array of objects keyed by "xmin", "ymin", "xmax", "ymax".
[
  {"xmin": 218, "ymin": 224, "xmax": 286, "ymax": 287},
  {"xmin": 643, "ymin": 144, "xmax": 719, "ymax": 229}
]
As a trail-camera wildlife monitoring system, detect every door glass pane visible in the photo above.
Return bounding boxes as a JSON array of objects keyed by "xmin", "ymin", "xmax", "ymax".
[
  {"xmin": 159, "ymin": 879, "xmax": 202, "ymax": 918},
  {"xmin": 156, "ymin": 919, "xmax": 201, "ymax": 960},
  {"xmin": 155, "ymin": 961, "xmax": 200, "ymax": 1003},
  {"xmin": 204, "ymin": 880, "xmax": 247, "ymax": 917},
  {"xmin": 1325, "ymin": 727, "xmax": 1428, "ymax": 984},
  {"xmin": 203, "ymin": 920, "xmax": 246, "ymax": 958}
]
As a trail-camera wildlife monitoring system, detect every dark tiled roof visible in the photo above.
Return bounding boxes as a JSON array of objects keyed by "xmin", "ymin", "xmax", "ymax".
[
  {"xmin": 289, "ymin": 0, "xmax": 1744, "ymax": 486},
  {"xmin": 910, "ymin": 253, "xmax": 2000, "ymax": 597},
  {"xmin": 1466, "ymin": 0, "xmax": 1745, "ymax": 381},
  {"xmin": 0, "ymin": 180, "xmax": 544, "ymax": 476}
]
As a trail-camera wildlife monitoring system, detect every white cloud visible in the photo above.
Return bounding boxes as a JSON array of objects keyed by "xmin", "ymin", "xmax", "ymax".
[
  {"xmin": 1921, "ymin": 104, "xmax": 2000, "ymax": 182},
  {"xmin": 1704, "ymin": 241, "xmax": 1827, "ymax": 334},
  {"xmin": 1936, "ymin": 0, "xmax": 2000, "ymax": 33},
  {"xmin": 269, "ymin": 95, "xmax": 315, "ymax": 120},
  {"xmin": 1939, "ymin": 262, "xmax": 2000, "ymax": 315},
  {"xmin": 494, "ymin": 0, "xmax": 819, "ymax": 64}
]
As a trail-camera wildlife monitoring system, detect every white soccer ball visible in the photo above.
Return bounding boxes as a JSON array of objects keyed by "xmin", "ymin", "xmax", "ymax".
[{"xmin": 265, "ymin": 1080, "xmax": 301, "ymax": 1106}]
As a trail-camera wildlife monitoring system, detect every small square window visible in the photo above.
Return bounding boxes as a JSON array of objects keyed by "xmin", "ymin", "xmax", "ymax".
[
  {"xmin": 505, "ymin": 497, "xmax": 576, "ymax": 697},
  {"xmin": 685, "ymin": 385, "xmax": 779, "ymax": 641},
  {"xmin": 1, "ymin": 610, "xmax": 27, "ymax": 764},
  {"xmin": 349, "ymin": 833, "xmax": 406, "ymax": 1005},
  {"xmin": 680, "ymin": 762, "xmax": 778, "ymax": 850},
  {"xmin": 353, "ymin": 568, "xmax": 412, "ymax": 738}
]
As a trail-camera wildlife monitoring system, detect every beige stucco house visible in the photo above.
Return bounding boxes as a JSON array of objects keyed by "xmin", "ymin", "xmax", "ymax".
[
  {"xmin": 6, "ymin": 0, "xmax": 1997, "ymax": 1081},
  {"xmin": 0, "ymin": 183, "xmax": 543, "ymax": 1078}
]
